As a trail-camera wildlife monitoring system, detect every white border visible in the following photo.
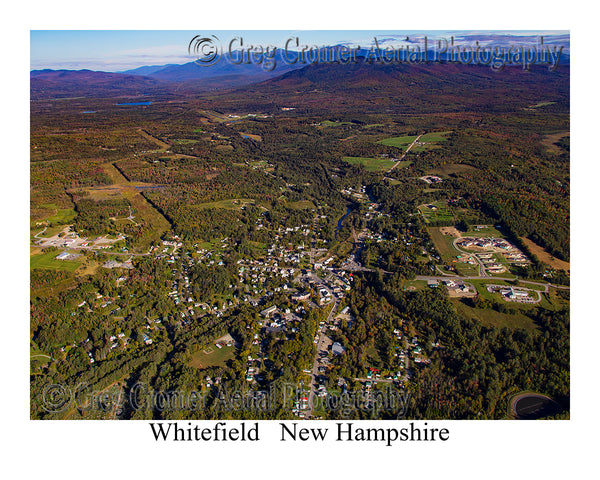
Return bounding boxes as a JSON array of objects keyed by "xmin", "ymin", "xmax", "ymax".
[{"xmin": 5, "ymin": 0, "xmax": 597, "ymax": 477}]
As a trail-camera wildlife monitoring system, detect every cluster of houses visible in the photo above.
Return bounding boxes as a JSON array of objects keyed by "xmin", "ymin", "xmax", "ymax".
[{"xmin": 458, "ymin": 237, "xmax": 516, "ymax": 252}]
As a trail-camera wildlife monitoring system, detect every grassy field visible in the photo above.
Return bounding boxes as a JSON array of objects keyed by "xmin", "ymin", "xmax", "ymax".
[
  {"xmin": 188, "ymin": 345, "xmax": 236, "ymax": 369},
  {"xmin": 321, "ymin": 120, "xmax": 353, "ymax": 126},
  {"xmin": 137, "ymin": 128, "xmax": 170, "ymax": 150},
  {"xmin": 463, "ymin": 225, "xmax": 505, "ymax": 238},
  {"xmin": 419, "ymin": 131, "xmax": 452, "ymax": 142},
  {"xmin": 520, "ymin": 237, "xmax": 570, "ymax": 271},
  {"xmin": 31, "ymin": 224, "xmax": 68, "ymax": 239},
  {"xmin": 39, "ymin": 203, "xmax": 77, "ymax": 224},
  {"xmin": 529, "ymin": 101, "xmax": 556, "ymax": 108},
  {"xmin": 418, "ymin": 201, "xmax": 455, "ymax": 224},
  {"xmin": 427, "ymin": 226, "xmax": 460, "ymax": 260},
  {"xmin": 452, "ymin": 299, "xmax": 538, "ymax": 331},
  {"xmin": 48, "ymin": 208, "xmax": 76, "ymax": 224},
  {"xmin": 401, "ymin": 280, "xmax": 429, "ymax": 291},
  {"xmin": 343, "ymin": 156, "xmax": 397, "ymax": 172},
  {"xmin": 411, "ymin": 131, "xmax": 451, "ymax": 152},
  {"xmin": 427, "ymin": 163, "xmax": 478, "ymax": 176},
  {"xmin": 393, "ymin": 160, "xmax": 413, "ymax": 168},
  {"xmin": 30, "ymin": 249, "xmax": 83, "ymax": 272},
  {"xmin": 287, "ymin": 200, "xmax": 315, "ymax": 210},
  {"xmin": 377, "ymin": 135, "xmax": 418, "ymax": 149},
  {"xmin": 454, "ymin": 262, "xmax": 480, "ymax": 276},
  {"xmin": 468, "ymin": 280, "xmax": 557, "ymax": 311},
  {"xmin": 541, "ymin": 131, "xmax": 569, "ymax": 155}
]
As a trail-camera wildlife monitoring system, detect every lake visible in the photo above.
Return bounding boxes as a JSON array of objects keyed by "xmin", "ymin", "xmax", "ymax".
[{"xmin": 116, "ymin": 101, "xmax": 153, "ymax": 106}]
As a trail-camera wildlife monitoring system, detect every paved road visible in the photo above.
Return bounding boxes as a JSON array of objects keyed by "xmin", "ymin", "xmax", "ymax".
[
  {"xmin": 452, "ymin": 238, "xmax": 489, "ymax": 277},
  {"xmin": 387, "ymin": 134, "xmax": 423, "ymax": 173},
  {"xmin": 415, "ymin": 275, "xmax": 569, "ymax": 291},
  {"xmin": 307, "ymin": 300, "xmax": 339, "ymax": 416}
]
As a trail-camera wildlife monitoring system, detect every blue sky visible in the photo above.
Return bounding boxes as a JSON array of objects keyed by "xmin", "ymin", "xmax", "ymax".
[{"xmin": 30, "ymin": 30, "xmax": 570, "ymax": 71}]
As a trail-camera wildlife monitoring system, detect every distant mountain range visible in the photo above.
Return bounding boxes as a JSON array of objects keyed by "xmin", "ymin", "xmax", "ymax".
[
  {"xmin": 30, "ymin": 58, "xmax": 305, "ymax": 99},
  {"xmin": 30, "ymin": 69, "xmax": 170, "ymax": 100},
  {"xmin": 121, "ymin": 60, "xmax": 302, "ymax": 83},
  {"xmin": 30, "ymin": 51, "xmax": 569, "ymax": 106}
]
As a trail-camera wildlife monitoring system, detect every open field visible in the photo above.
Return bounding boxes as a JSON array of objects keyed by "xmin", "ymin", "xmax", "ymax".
[
  {"xmin": 188, "ymin": 344, "xmax": 236, "ymax": 369},
  {"xmin": 521, "ymin": 237, "xmax": 570, "ymax": 271},
  {"xmin": 541, "ymin": 131, "xmax": 569, "ymax": 155},
  {"xmin": 30, "ymin": 249, "xmax": 83, "ymax": 272},
  {"xmin": 468, "ymin": 280, "xmax": 557, "ymax": 311},
  {"xmin": 418, "ymin": 201, "xmax": 455, "ymax": 223},
  {"xmin": 419, "ymin": 131, "xmax": 452, "ymax": 142},
  {"xmin": 343, "ymin": 156, "xmax": 397, "ymax": 172},
  {"xmin": 411, "ymin": 131, "xmax": 451, "ymax": 152},
  {"xmin": 137, "ymin": 128, "xmax": 170, "ymax": 150},
  {"xmin": 287, "ymin": 200, "xmax": 315, "ymax": 210},
  {"xmin": 453, "ymin": 262, "xmax": 481, "ymax": 276},
  {"xmin": 101, "ymin": 163, "xmax": 171, "ymax": 243},
  {"xmin": 377, "ymin": 135, "xmax": 418, "ymax": 149},
  {"xmin": 426, "ymin": 163, "xmax": 478, "ymax": 176},
  {"xmin": 321, "ymin": 120, "xmax": 353, "ymax": 127},
  {"xmin": 31, "ymin": 224, "xmax": 68, "ymax": 240},
  {"xmin": 401, "ymin": 280, "xmax": 429, "ymax": 291},
  {"xmin": 452, "ymin": 299, "xmax": 538, "ymax": 331},
  {"xmin": 48, "ymin": 208, "xmax": 76, "ymax": 224},
  {"xmin": 427, "ymin": 226, "xmax": 460, "ymax": 260},
  {"xmin": 463, "ymin": 225, "xmax": 505, "ymax": 238},
  {"xmin": 40, "ymin": 203, "xmax": 78, "ymax": 224},
  {"xmin": 529, "ymin": 101, "xmax": 556, "ymax": 108}
]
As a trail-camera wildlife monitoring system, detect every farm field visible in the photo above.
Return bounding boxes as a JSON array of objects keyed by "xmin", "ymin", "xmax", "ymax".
[
  {"xmin": 342, "ymin": 156, "xmax": 397, "ymax": 172},
  {"xmin": 376, "ymin": 135, "xmax": 418, "ymax": 149},
  {"xmin": 411, "ymin": 131, "xmax": 451, "ymax": 152}
]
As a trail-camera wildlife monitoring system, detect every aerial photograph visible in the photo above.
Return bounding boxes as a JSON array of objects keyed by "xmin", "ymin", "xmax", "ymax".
[{"xmin": 29, "ymin": 30, "xmax": 570, "ymax": 421}]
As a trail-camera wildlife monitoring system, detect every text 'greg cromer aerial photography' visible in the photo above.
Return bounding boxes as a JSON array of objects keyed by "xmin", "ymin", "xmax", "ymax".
[{"xmin": 30, "ymin": 30, "xmax": 570, "ymax": 421}]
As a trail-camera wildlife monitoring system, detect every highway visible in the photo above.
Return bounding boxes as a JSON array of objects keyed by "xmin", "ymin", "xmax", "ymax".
[{"xmin": 415, "ymin": 275, "xmax": 569, "ymax": 292}]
